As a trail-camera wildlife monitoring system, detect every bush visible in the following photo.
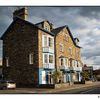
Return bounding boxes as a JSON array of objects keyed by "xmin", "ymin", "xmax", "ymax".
[{"xmin": 52, "ymin": 70, "xmax": 62, "ymax": 84}]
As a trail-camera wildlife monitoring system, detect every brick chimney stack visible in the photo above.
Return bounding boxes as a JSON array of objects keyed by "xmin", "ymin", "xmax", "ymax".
[{"xmin": 13, "ymin": 7, "xmax": 28, "ymax": 20}]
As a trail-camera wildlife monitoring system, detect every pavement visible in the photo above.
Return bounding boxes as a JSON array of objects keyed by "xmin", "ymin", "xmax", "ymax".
[
  {"xmin": 0, "ymin": 82, "xmax": 100, "ymax": 94},
  {"xmin": 35, "ymin": 82, "xmax": 100, "ymax": 94}
]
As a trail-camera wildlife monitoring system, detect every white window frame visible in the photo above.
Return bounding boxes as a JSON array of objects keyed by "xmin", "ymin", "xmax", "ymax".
[
  {"xmin": 42, "ymin": 35, "xmax": 54, "ymax": 48},
  {"xmin": 49, "ymin": 54, "xmax": 54, "ymax": 64},
  {"xmin": 6, "ymin": 57, "xmax": 9, "ymax": 67},
  {"xmin": 48, "ymin": 37, "xmax": 53, "ymax": 47},
  {"xmin": 65, "ymin": 58, "xmax": 69, "ymax": 67},
  {"xmin": 42, "ymin": 35, "xmax": 48, "ymax": 47},
  {"xmin": 29, "ymin": 53, "xmax": 33, "ymax": 64},
  {"xmin": 43, "ymin": 53, "xmax": 48, "ymax": 64},
  {"xmin": 43, "ymin": 53, "xmax": 54, "ymax": 64}
]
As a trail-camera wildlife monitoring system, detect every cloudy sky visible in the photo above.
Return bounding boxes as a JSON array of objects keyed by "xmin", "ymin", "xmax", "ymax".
[{"xmin": 0, "ymin": 7, "xmax": 100, "ymax": 69}]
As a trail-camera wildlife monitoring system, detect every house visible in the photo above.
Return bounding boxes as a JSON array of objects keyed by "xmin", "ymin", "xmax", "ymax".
[
  {"xmin": 52, "ymin": 25, "xmax": 82, "ymax": 83},
  {"xmin": 93, "ymin": 68, "xmax": 100, "ymax": 81},
  {"xmin": 82, "ymin": 65, "xmax": 93, "ymax": 80},
  {"xmin": 0, "ymin": 7, "xmax": 83, "ymax": 87}
]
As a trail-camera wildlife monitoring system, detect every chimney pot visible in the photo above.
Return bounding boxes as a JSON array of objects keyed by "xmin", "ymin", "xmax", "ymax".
[{"xmin": 13, "ymin": 7, "xmax": 28, "ymax": 20}]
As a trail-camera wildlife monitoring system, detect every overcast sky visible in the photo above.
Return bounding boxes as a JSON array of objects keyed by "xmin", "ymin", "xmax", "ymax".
[{"xmin": 0, "ymin": 7, "xmax": 100, "ymax": 69}]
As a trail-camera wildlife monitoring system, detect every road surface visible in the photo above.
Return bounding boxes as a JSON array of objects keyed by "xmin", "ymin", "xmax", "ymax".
[{"xmin": 53, "ymin": 85, "xmax": 100, "ymax": 94}]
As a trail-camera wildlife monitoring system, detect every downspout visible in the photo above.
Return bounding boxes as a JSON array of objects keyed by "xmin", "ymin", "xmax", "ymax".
[{"xmin": 54, "ymin": 35, "xmax": 57, "ymax": 72}]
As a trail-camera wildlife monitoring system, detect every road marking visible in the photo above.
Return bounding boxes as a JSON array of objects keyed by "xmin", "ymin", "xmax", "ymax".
[{"xmin": 81, "ymin": 88, "xmax": 97, "ymax": 94}]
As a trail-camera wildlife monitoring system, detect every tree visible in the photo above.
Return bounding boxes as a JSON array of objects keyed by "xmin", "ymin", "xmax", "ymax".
[
  {"xmin": 52, "ymin": 70, "xmax": 62, "ymax": 84},
  {"xmin": 81, "ymin": 71, "xmax": 91, "ymax": 81}
]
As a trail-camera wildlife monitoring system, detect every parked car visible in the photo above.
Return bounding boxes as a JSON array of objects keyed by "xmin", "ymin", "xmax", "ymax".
[{"xmin": 0, "ymin": 80, "xmax": 16, "ymax": 89}]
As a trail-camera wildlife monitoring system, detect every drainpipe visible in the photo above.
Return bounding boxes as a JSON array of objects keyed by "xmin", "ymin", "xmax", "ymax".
[{"xmin": 54, "ymin": 35, "xmax": 57, "ymax": 72}]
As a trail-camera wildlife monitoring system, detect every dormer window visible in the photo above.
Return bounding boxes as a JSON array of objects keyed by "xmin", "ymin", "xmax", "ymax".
[{"xmin": 45, "ymin": 25, "xmax": 48, "ymax": 31}]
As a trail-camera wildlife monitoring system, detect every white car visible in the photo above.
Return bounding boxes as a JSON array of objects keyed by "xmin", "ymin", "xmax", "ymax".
[{"xmin": 0, "ymin": 80, "xmax": 16, "ymax": 89}]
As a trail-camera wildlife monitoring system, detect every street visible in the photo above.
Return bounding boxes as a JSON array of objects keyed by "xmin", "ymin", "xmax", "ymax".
[
  {"xmin": 80, "ymin": 87, "xmax": 100, "ymax": 94},
  {"xmin": 0, "ymin": 82, "xmax": 100, "ymax": 94},
  {"xmin": 53, "ymin": 85, "xmax": 100, "ymax": 94}
]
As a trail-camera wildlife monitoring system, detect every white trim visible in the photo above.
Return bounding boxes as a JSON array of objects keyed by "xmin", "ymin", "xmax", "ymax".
[
  {"xmin": 29, "ymin": 53, "xmax": 33, "ymax": 64},
  {"xmin": 43, "ymin": 53, "xmax": 55, "ymax": 69},
  {"xmin": 42, "ymin": 35, "xmax": 54, "ymax": 48},
  {"xmin": 6, "ymin": 57, "xmax": 9, "ymax": 67}
]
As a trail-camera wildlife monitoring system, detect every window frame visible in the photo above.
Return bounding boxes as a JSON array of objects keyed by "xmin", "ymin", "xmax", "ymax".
[
  {"xmin": 49, "ymin": 54, "xmax": 53, "ymax": 63},
  {"xmin": 43, "ymin": 53, "xmax": 54, "ymax": 64},
  {"xmin": 29, "ymin": 53, "xmax": 34, "ymax": 65},
  {"xmin": 6, "ymin": 57, "xmax": 9, "ymax": 67},
  {"xmin": 48, "ymin": 37, "xmax": 53, "ymax": 47}
]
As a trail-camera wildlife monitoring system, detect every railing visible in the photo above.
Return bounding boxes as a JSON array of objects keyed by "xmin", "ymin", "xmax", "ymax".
[
  {"xmin": 60, "ymin": 66, "xmax": 82, "ymax": 71},
  {"xmin": 43, "ymin": 63, "xmax": 55, "ymax": 69},
  {"xmin": 72, "ymin": 67, "xmax": 82, "ymax": 71},
  {"xmin": 60, "ymin": 66, "xmax": 70, "ymax": 71},
  {"xmin": 43, "ymin": 47, "xmax": 54, "ymax": 53}
]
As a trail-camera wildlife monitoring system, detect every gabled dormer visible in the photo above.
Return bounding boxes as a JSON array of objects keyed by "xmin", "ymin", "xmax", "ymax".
[{"xmin": 35, "ymin": 20, "xmax": 53, "ymax": 32}]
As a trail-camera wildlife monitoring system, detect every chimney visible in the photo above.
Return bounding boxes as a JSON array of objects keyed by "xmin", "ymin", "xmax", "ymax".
[{"xmin": 13, "ymin": 7, "xmax": 28, "ymax": 20}]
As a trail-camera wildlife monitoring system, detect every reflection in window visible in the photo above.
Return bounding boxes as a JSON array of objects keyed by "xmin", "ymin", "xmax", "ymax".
[
  {"xmin": 49, "ymin": 55, "xmax": 53, "ymax": 63},
  {"xmin": 49, "ymin": 37, "xmax": 53, "ymax": 47}
]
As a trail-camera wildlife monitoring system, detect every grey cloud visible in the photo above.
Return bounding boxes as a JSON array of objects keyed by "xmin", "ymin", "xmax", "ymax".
[
  {"xmin": 80, "ymin": 7, "xmax": 100, "ymax": 19},
  {"xmin": 0, "ymin": 7, "xmax": 100, "ymax": 68}
]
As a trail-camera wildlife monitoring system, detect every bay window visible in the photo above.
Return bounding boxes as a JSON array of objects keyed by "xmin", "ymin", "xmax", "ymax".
[
  {"xmin": 44, "ymin": 36, "xmax": 47, "ymax": 47},
  {"xmin": 43, "ymin": 53, "xmax": 54, "ymax": 64},
  {"xmin": 42, "ymin": 35, "xmax": 54, "ymax": 48},
  {"xmin": 48, "ymin": 37, "xmax": 53, "ymax": 47},
  {"xmin": 44, "ymin": 54, "xmax": 48, "ymax": 63},
  {"xmin": 49, "ymin": 55, "xmax": 53, "ymax": 63}
]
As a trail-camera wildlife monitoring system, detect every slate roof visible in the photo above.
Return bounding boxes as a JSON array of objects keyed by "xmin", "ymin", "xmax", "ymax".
[
  {"xmin": 35, "ymin": 20, "xmax": 52, "ymax": 26},
  {"xmin": 51, "ymin": 25, "xmax": 66, "ymax": 35},
  {"xmin": 52, "ymin": 25, "xmax": 81, "ymax": 48},
  {"xmin": 0, "ymin": 17, "xmax": 54, "ymax": 39},
  {"xmin": 0, "ymin": 17, "xmax": 81, "ymax": 48}
]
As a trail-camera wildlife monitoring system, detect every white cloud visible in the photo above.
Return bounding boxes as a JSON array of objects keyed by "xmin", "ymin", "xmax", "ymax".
[{"xmin": 0, "ymin": 7, "xmax": 100, "ymax": 69}]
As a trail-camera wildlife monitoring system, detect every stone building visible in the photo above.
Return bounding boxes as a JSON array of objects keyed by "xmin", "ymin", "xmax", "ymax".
[
  {"xmin": 0, "ymin": 7, "xmax": 83, "ymax": 87},
  {"xmin": 52, "ymin": 26, "xmax": 82, "ymax": 83}
]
